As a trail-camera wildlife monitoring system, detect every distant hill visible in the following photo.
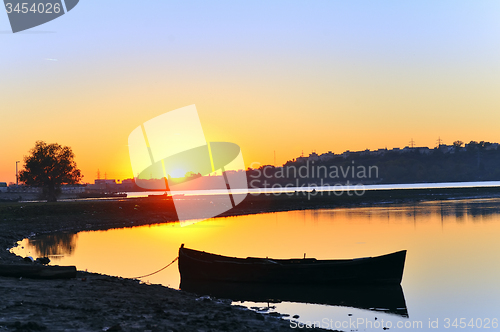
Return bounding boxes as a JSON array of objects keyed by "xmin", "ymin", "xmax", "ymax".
[{"xmin": 246, "ymin": 141, "xmax": 500, "ymax": 187}]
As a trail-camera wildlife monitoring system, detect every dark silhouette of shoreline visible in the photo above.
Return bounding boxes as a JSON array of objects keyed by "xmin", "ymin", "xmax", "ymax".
[{"xmin": 248, "ymin": 141, "xmax": 500, "ymax": 187}]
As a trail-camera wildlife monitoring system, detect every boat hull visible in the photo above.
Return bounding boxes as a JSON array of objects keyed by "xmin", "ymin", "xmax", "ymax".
[{"xmin": 178, "ymin": 246, "xmax": 406, "ymax": 285}]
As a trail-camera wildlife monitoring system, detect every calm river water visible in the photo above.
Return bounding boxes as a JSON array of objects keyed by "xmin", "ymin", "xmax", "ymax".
[{"xmin": 12, "ymin": 198, "xmax": 500, "ymax": 331}]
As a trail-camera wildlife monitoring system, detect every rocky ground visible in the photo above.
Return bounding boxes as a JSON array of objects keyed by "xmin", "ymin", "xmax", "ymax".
[{"xmin": 0, "ymin": 272, "xmax": 306, "ymax": 332}]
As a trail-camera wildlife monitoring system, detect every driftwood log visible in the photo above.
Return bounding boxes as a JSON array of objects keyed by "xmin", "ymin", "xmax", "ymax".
[{"xmin": 0, "ymin": 264, "xmax": 77, "ymax": 279}]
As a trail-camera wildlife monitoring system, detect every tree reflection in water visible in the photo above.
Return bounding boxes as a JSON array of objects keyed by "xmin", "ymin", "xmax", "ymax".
[{"xmin": 28, "ymin": 233, "xmax": 78, "ymax": 257}]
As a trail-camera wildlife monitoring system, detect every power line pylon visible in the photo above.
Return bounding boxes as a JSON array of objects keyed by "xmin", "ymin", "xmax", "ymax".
[
  {"xmin": 409, "ymin": 138, "xmax": 415, "ymax": 148},
  {"xmin": 437, "ymin": 136, "xmax": 443, "ymax": 147}
]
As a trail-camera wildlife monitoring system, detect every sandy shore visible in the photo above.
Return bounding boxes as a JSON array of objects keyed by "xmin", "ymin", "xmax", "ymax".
[{"xmin": 2, "ymin": 188, "xmax": 499, "ymax": 331}]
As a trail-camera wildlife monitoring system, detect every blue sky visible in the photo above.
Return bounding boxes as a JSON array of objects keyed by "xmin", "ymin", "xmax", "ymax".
[{"xmin": 1, "ymin": 1, "xmax": 500, "ymax": 182}]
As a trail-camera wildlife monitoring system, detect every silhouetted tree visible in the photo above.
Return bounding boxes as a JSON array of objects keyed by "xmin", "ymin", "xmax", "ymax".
[{"xmin": 19, "ymin": 141, "xmax": 82, "ymax": 202}]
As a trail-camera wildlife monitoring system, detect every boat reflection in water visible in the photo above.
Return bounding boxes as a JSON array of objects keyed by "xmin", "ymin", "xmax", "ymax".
[{"xmin": 180, "ymin": 280, "xmax": 408, "ymax": 317}]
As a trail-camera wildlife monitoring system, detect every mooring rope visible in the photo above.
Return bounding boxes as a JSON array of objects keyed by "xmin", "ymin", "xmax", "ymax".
[{"xmin": 131, "ymin": 256, "xmax": 178, "ymax": 279}]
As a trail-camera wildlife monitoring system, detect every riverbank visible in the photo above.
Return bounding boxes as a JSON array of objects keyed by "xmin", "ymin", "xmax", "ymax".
[
  {"xmin": 3, "ymin": 185, "xmax": 500, "ymax": 263},
  {"xmin": 0, "ymin": 193, "xmax": 347, "ymax": 332},
  {"xmin": 2, "ymin": 187, "xmax": 500, "ymax": 331}
]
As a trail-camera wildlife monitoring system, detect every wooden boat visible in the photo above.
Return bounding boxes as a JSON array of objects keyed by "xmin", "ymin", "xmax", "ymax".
[
  {"xmin": 178, "ymin": 244, "xmax": 406, "ymax": 285},
  {"xmin": 180, "ymin": 280, "xmax": 408, "ymax": 317}
]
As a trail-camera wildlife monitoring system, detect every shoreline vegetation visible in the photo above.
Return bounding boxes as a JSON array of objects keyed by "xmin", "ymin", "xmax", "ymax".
[{"xmin": 2, "ymin": 188, "xmax": 500, "ymax": 331}]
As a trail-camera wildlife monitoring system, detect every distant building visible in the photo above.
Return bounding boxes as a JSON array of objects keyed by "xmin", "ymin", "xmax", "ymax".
[
  {"xmin": 83, "ymin": 179, "xmax": 140, "ymax": 193},
  {"xmin": 308, "ymin": 152, "xmax": 319, "ymax": 161},
  {"xmin": 296, "ymin": 156, "xmax": 308, "ymax": 163},
  {"xmin": 120, "ymin": 179, "xmax": 137, "ymax": 191},
  {"xmin": 439, "ymin": 145, "xmax": 454, "ymax": 154},
  {"xmin": 485, "ymin": 143, "xmax": 499, "ymax": 151},
  {"xmin": 61, "ymin": 184, "xmax": 85, "ymax": 194},
  {"xmin": 85, "ymin": 179, "xmax": 119, "ymax": 193},
  {"xmin": 0, "ymin": 182, "xmax": 7, "ymax": 193},
  {"xmin": 95, "ymin": 179, "xmax": 117, "ymax": 185},
  {"xmin": 360, "ymin": 149, "xmax": 371, "ymax": 156},
  {"xmin": 319, "ymin": 151, "xmax": 334, "ymax": 162},
  {"xmin": 7, "ymin": 185, "xmax": 41, "ymax": 193},
  {"xmin": 417, "ymin": 147, "xmax": 431, "ymax": 155},
  {"xmin": 285, "ymin": 140, "xmax": 500, "ymax": 168}
]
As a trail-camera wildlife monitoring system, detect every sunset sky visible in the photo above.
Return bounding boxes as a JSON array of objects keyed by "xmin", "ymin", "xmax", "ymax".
[{"xmin": 1, "ymin": 1, "xmax": 500, "ymax": 184}]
